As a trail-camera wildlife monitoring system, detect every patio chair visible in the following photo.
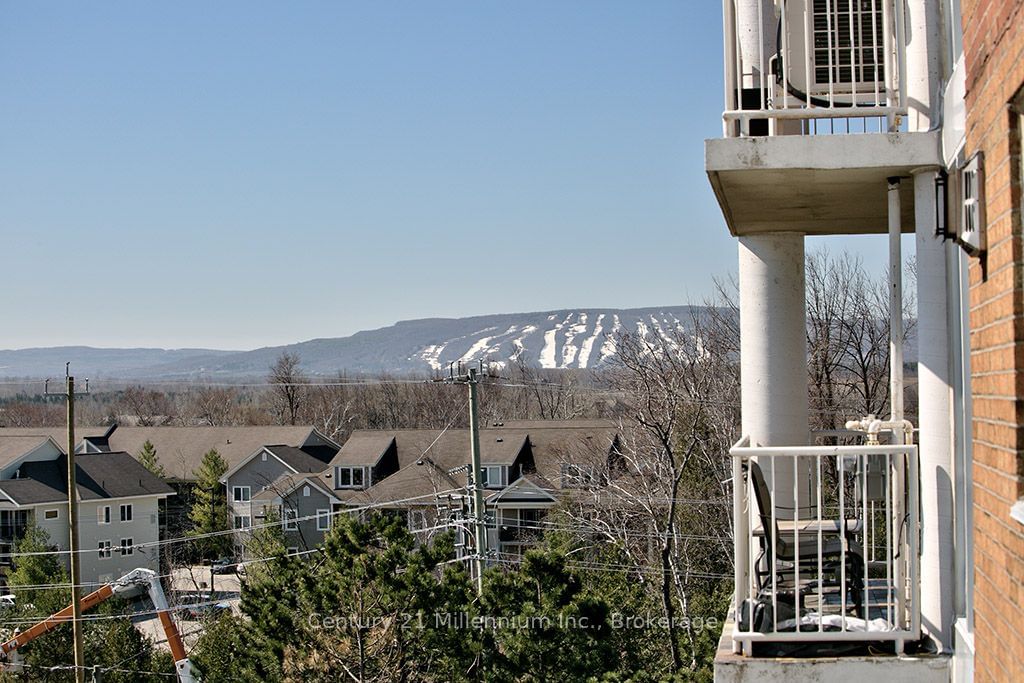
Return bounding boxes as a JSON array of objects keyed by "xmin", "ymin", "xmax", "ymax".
[{"xmin": 745, "ymin": 460, "xmax": 864, "ymax": 618}]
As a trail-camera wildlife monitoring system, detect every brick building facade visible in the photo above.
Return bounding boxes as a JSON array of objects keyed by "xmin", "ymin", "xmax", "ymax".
[{"xmin": 963, "ymin": 0, "xmax": 1024, "ymax": 678}]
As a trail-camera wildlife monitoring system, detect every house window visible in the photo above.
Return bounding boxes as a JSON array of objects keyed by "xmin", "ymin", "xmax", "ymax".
[
  {"xmin": 120, "ymin": 504, "xmax": 133, "ymax": 522},
  {"xmin": 520, "ymin": 508, "xmax": 543, "ymax": 526},
  {"xmin": 43, "ymin": 509, "xmax": 59, "ymax": 520},
  {"xmin": 480, "ymin": 465, "xmax": 505, "ymax": 489},
  {"xmin": 98, "ymin": 541, "xmax": 111, "ymax": 559},
  {"xmin": 335, "ymin": 467, "xmax": 365, "ymax": 489},
  {"xmin": 316, "ymin": 509, "xmax": 331, "ymax": 531},
  {"xmin": 232, "ymin": 486, "xmax": 251, "ymax": 503},
  {"xmin": 284, "ymin": 509, "xmax": 298, "ymax": 531},
  {"xmin": 120, "ymin": 538, "xmax": 134, "ymax": 556},
  {"xmin": 234, "ymin": 516, "xmax": 251, "ymax": 530},
  {"xmin": 560, "ymin": 464, "xmax": 597, "ymax": 489},
  {"xmin": 261, "ymin": 452, "xmax": 268, "ymax": 462},
  {"xmin": 287, "ymin": 546, "xmax": 299, "ymax": 556},
  {"xmin": 98, "ymin": 506, "xmax": 111, "ymax": 525},
  {"xmin": 303, "ymin": 486, "xmax": 310, "ymax": 497},
  {"xmin": 409, "ymin": 509, "xmax": 427, "ymax": 532}
]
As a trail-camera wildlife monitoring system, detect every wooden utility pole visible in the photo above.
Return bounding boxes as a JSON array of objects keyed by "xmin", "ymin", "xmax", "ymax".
[
  {"xmin": 442, "ymin": 362, "xmax": 489, "ymax": 594},
  {"xmin": 47, "ymin": 367, "xmax": 87, "ymax": 683},
  {"xmin": 466, "ymin": 367, "xmax": 487, "ymax": 595}
]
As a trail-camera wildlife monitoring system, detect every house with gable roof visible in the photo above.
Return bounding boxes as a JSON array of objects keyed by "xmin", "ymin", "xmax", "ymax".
[
  {"xmin": 220, "ymin": 433, "xmax": 340, "ymax": 555},
  {"xmin": 1, "ymin": 423, "xmax": 335, "ymax": 538},
  {"xmin": 0, "ymin": 434, "xmax": 173, "ymax": 586},
  {"xmin": 248, "ymin": 420, "xmax": 621, "ymax": 558}
]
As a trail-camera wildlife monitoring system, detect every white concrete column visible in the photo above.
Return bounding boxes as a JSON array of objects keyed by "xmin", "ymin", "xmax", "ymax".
[
  {"xmin": 904, "ymin": 0, "xmax": 942, "ymax": 132},
  {"xmin": 734, "ymin": 0, "xmax": 775, "ymax": 88},
  {"xmin": 906, "ymin": 0, "xmax": 952, "ymax": 649},
  {"xmin": 915, "ymin": 168, "xmax": 955, "ymax": 651},
  {"xmin": 739, "ymin": 234, "xmax": 809, "ymax": 511}
]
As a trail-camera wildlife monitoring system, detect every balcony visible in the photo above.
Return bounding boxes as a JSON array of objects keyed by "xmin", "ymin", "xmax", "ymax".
[
  {"xmin": 729, "ymin": 436, "xmax": 920, "ymax": 649},
  {"xmin": 707, "ymin": 0, "xmax": 941, "ymax": 237},
  {"xmin": 715, "ymin": 436, "xmax": 949, "ymax": 679},
  {"xmin": 722, "ymin": 0, "xmax": 908, "ymax": 138}
]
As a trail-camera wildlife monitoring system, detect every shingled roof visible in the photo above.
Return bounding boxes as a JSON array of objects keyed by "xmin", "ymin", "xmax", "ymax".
[
  {"xmin": 0, "ymin": 425, "xmax": 323, "ymax": 481},
  {"xmin": 0, "ymin": 435, "xmax": 61, "ymax": 470},
  {"xmin": 0, "ymin": 452, "xmax": 174, "ymax": 505},
  {"xmin": 264, "ymin": 445, "xmax": 337, "ymax": 474},
  {"xmin": 331, "ymin": 428, "xmax": 528, "ymax": 470},
  {"xmin": 340, "ymin": 420, "xmax": 620, "ymax": 508}
]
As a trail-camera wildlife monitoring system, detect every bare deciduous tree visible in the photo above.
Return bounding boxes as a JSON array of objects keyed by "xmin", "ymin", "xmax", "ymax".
[
  {"xmin": 269, "ymin": 353, "xmax": 308, "ymax": 425},
  {"xmin": 806, "ymin": 250, "xmax": 917, "ymax": 431},
  {"xmin": 556, "ymin": 303, "xmax": 739, "ymax": 676},
  {"xmin": 117, "ymin": 385, "xmax": 175, "ymax": 426}
]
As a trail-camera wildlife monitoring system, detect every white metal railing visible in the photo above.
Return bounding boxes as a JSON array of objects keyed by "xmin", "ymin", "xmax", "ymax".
[
  {"xmin": 722, "ymin": 0, "xmax": 907, "ymax": 137},
  {"xmin": 730, "ymin": 435, "xmax": 920, "ymax": 654}
]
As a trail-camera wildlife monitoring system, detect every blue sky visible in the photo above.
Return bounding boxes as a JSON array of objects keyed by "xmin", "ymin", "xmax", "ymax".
[{"xmin": 1, "ymin": 1, "xmax": 889, "ymax": 350}]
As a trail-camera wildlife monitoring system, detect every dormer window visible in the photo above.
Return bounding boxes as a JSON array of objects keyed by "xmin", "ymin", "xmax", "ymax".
[
  {"xmin": 480, "ymin": 465, "xmax": 506, "ymax": 489},
  {"xmin": 335, "ymin": 466, "xmax": 366, "ymax": 489}
]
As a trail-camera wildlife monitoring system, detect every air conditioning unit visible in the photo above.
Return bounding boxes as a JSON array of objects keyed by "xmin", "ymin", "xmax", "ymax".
[{"xmin": 776, "ymin": 0, "xmax": 889, "ymax": 105}]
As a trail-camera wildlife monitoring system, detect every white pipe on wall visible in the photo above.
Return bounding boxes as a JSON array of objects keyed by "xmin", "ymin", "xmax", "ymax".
[{"xmin": 888, "ymin": 177, "xmax": 904, "ymax": 423}]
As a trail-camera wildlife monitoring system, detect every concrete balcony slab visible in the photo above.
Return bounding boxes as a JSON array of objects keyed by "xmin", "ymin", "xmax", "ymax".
[
  {"xmin": 705, "ymin": 132, "xmax": 942, "ymax": 236},
  {"xmin": 714, "ymin": 610, "xmax": 951, "ymax": 683}
]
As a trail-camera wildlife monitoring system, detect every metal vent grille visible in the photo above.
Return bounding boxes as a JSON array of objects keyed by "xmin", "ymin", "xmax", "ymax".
[{"xmin": 812, "ymin": 0, "xmax": 885, "ymax": 86}]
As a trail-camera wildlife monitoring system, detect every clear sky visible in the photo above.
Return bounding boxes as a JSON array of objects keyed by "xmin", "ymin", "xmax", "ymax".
[{"xmin": 1, "ymin": 1, "xmax": 889, "ymax": 350}]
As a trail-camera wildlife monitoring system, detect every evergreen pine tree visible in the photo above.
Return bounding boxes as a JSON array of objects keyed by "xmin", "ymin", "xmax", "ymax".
[
  {"xmin": 137, "ymin": 439, "xmax": 166, "ymax": 477},
  {"xmin": 187, "ymin": 448, "xmax": 231, "ymax": 559}
]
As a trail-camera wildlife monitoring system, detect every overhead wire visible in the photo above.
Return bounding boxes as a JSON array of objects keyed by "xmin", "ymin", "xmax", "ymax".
[{"xmin": 0, "ymin": 489, "xmax": 462, "ymax": 561}]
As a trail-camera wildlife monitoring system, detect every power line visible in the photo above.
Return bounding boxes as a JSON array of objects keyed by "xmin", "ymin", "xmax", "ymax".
[
  {"xmin": 3, "ymin": 661, "xmax": 179, "ymax": 679},
  {"xmin": 0, "ymin": 489, "xmax": 462, "ymax": 560}
]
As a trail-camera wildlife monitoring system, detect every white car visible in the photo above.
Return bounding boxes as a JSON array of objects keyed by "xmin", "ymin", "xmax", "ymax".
[{"xmin": 0, "ymin": 595, "xmax": 16, "ymax": 610}]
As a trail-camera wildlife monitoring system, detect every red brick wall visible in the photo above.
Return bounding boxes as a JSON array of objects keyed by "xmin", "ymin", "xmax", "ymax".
[{"xmin": 963, "ymin": 0, "xmax": 1024, "ymax": 679}]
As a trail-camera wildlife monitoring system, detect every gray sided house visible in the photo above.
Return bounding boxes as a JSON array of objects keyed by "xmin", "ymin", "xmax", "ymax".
[
  {"xmin": 1, "ymin": 424, "xmax": 327, "ymax": 537},
  {"xmin": 220, "ymin": 430, "xmax": 339, "ymax": 555},
  {"xmin": 0, "ymin": 435, "xmax": 173, "ymax": 586},
  {"xmin": 337, "ymin": 420, "xmax": 621, "ymax": 557},
  {"xmin": 251, "ymin": 473, "xmax": 340, "ymax": 555},
  {"xmin": 233, "ymin": 420, "xmax": 621, "ymax": 558}
]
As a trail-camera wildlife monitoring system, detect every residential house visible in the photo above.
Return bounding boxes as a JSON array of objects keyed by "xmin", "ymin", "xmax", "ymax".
[
  {"xmin": 221, "ymin": 433, "xmax": 340, "ymax": 555},
  {"xmin": 0, "ymin": 435, "xmax": 174, "ymax": 586},
  {"xmin": 252, "ymin": 420, "xmax": 621, "ymax": 558},
  {"xmin": 251, "ymin": 473, "xmax": 341, "ymax": 555},
  {"xmin": 0, "ymin": 424, "xmax": 334, "ymax": 535}
]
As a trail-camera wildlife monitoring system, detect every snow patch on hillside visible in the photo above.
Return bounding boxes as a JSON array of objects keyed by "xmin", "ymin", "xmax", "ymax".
[
  {"xmin": 561, "ymin": 314, "xmax": 590, "ymax": 368},
  {"xmin": 598, "ymin": 315, "xmax": 621, "ymax": 365},
  {"xmin": 459, "ymin": 325, "xmax": 518, "ymax": 364},
  {"xmin": 539, "ymin": 314, "xmax": 572, "ymax": 369},
  {"xmin": 418, "ymin": 344, "xmax": 446, "ymax": 371},
  {"xmin": 578, "ymin": 314, "xmax": 605, "ymax": 369}
]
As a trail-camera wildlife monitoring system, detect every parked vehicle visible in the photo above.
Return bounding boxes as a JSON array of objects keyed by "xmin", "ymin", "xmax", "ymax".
[
  {"xmin": 210, "ymin": 557, "xmax": 236, "ymax": 575},
  {"xmin": 177, "ymin": 598, "xmax": 231, "ymax": 621}
]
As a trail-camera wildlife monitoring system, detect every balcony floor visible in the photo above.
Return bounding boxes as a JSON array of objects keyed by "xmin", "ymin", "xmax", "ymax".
[
  {"xmin": 714, "ymin": 607, "xmax": 951, "ymax": 683},
  {"xmin": 705, "ymin": 131, "xmax": 942, "ymax": 237}
]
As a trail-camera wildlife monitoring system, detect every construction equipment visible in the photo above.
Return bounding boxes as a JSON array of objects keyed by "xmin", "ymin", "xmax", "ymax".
[{"xmin": 0, "ymin": 568, "xmax": 199, "ymax": 682}]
